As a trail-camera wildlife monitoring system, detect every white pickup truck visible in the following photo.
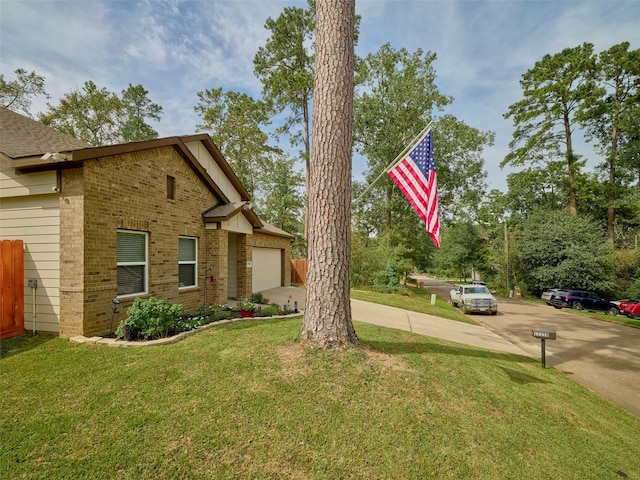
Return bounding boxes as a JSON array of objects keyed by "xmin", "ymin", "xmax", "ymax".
[{"xmin": 450, "ymin": 284, "xmax": 498, "ymax": 315}]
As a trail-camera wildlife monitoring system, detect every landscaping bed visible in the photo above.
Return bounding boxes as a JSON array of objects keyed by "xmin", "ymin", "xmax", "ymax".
[{"xmin": 113, "ymin": 294, "xmax": 299, "ymax": 343}]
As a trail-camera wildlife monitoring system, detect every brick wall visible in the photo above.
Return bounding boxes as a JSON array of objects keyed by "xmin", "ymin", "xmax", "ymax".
[
  {"xmin": 60, "ymin": 147, "xmax": 222, "ymax": 336},
  {"xmin": 57, "ymin": 145, "xmax": 293, "ymax": 336},
  {"xmin": 205, "ymin": 227, "xmax": 228, "ymax": 305},
  {"xmin": 59, "ymin": 167, "xmax": 85, "ymax": 336}
]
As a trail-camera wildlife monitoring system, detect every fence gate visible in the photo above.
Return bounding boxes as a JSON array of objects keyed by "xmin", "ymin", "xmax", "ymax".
[
  {"xmin": 291, "ymin": 259, "xmax": 307, "ymax": 285},
  {"xmin": 1, "ymin": 240, "xmax": 25, "ymax": 339}
]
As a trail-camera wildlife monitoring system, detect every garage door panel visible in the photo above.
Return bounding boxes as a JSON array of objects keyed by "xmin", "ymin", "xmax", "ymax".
[{"xmin": 252, "ymin": 248, "xmax": 281, "ymax": 292}]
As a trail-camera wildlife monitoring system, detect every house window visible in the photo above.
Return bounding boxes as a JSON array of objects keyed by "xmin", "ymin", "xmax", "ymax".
[
  {"xmin": 117, "ymin": 230, "xmax": 148, "ymax": 297},
  {"xmin": 167, "ymin": 175, "xmax": 175, "ymax": 200},
  {"xmin": 179, "ymin": 237, "xmax": 197, "ymax": 288}
]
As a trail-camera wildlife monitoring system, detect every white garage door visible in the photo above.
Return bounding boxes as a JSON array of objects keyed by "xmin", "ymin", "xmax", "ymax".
[{"xmin": 252, "ymin": 247, "xmax": 282, "ymax": 292}]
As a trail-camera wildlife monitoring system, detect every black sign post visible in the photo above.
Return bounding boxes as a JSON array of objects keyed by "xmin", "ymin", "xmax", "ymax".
[{"xmin": 531, "ymin": 330, "xmax": 556, "ymax": 368}]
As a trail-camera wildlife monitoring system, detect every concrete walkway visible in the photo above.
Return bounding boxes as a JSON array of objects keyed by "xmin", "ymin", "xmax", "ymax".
[{"xmin": 260, "ymin": 286, "xmax": 530, "ymax": 357}]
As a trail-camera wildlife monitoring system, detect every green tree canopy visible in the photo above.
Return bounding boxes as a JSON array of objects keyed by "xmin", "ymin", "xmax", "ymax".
[
  {"xmin": 0, "ymin": 68, "xmax": 49, "ymax": 117},
  {"xmin": 353, "ymin": 43, "xmax": 451, "ymax": 232},
  {"xmin": 40, "ymin": 80, "xmax": 122, "ymax": 146},
  {"xmin": 254, "ymin": 154, "xmax": 306, "ymax": 257},
  {"xmin": 195, "ymin": 87, "xmax": 277, "ymax": 197},
  {"xmin": 352, "ymin": 44, "xmax": 494, "ymax": 274},
  {"xmin": 253, "ymin": 0, "xmax": 316, "ymax": 172},
  {"xmin": 40, "ymin": 81, "xmax": 162, "ymax": 146},
  {"xmin": 504, "ymin": 43, "xmax": 597, "ymax": 214},
  {"xmin": 577, "ymin": 42, "xmax": 640, "ymax": 241},
  {"xmin": 516, "ymin": 209, "xmax": 618, "ymax": 297},
  {"xmin": 433, "ymin": 222, "xmax": 490, "ymax": 281},
  {"xmin": 119, "ymin": 84, "xmax": 163, "ymax": 142}
]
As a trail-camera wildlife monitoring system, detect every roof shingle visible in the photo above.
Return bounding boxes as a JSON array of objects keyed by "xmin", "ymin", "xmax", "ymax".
[{"xmin": 0, "ymin": 107, "xmax": 91, "ymax": 159}]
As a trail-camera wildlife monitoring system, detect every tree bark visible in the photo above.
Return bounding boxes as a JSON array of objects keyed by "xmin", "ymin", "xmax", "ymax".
[
  {"xmin": 564, "ymin": 108, "xmax": 578, "ymax": 215},
  {"xmin": 301, "ymin": 0, "xmax": 358, "ymax": 347},
  {"xmin": 607, "ymin": 124, "xmax": 619, "ymax": 243}
]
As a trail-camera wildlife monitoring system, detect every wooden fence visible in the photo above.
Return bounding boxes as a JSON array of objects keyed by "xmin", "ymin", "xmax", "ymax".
[
  {"xmin": 291, "ymin": 259, "xmax": 307, "ymax": 285},
  {"xmin": 1, "ymin": 240, "xmax": 25, "ymax": 340}
]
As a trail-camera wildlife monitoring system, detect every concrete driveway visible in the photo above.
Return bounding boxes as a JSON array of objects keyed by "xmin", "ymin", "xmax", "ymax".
[{"xmin": 413, "ymin": 276, "xmax": 640, "ymax": 419}]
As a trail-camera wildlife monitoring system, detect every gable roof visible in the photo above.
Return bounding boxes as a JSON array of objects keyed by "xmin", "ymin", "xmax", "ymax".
[
  {"xmin": 257, "ymin": 222, "xmax": 295, "ymax": 239},
  {"xmin": 0, "ymin": 109, "xmax": 251, "ymax": 204},
  {"xmin": 0, "ymin": 107, "xmax": 91, "ymax": 159},
  {"xmin": 202, "ymin": 201, "xmax": 263, "ymax": 228},
  {"xmin": 1, "ymin": 108, "xmax": 270, "ymax": 231}
]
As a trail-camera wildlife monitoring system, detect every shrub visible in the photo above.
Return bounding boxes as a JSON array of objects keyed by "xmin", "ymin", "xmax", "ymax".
[
  {"xmin": 115, "ymin": 297, "xmax": 183, "ymax": 340},
  {"xmin": 174, "ymin": 316, "xmax": 205, "ymax": 332},
  {"xmin": 176, "ymin": 304, "xmax": 231, "ymax": 328},
  {"xmin": 213, "ymin": 310, "xmax": 231, "ymax": 321},
  {"xmin": 256, "ymin": 305, "xmax": 279, "ymax": 317},
  {"xmin": 250, "ymin": 292, "xmax": 266, "ymax": 304},
  {"xmin": 191, "ymin": 304, "xmax": 229, "ymax": 322},
  {"xmin": 371, "ymin": 284, "xmax": 410, "ymax": 295}
]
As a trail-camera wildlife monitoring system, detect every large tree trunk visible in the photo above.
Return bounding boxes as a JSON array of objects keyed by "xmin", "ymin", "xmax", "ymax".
[
  {"xmin": 303, "ymin": 93, "xmax": 311, "ymax": 249},
  {"xmin": 301, "ymin": 0, "xmax": 358, "ymax": 347},
  {"xmin": 564, "ymin": 109, "xmax": 578, "ymax": 215},
  {"xmin": 607, "ymin": 125, "xmax": 619, "ymax": 243}
]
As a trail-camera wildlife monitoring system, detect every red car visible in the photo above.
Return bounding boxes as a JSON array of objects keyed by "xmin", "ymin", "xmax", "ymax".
[{"xmin": 619, "ymin": 299, "xmax": 640, "ymax": 318}]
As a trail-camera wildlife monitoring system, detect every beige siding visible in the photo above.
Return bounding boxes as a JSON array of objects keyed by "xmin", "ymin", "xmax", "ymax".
[
  {"xmin": 0, "ymin": 167, "xmax": 57, "ymax": 197},
  {"xmin": 185, "ymin": 141, "xmax": 242, "ymax": 202},
  {"xmin": 221, "ymin": 213, "xmax": 253, "ymax": 234},
  {"xmin": 0, "ymin": 194, "xmax": 60, "ymax": 333}
]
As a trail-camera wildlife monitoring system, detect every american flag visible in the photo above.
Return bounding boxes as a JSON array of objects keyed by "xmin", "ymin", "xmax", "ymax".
[{"xmin": 387, "ymin": 130, "xmax": 441, "ymax": 249}]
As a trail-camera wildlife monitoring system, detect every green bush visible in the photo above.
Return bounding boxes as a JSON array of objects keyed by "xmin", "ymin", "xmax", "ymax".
[
  {"xmin": 115, "ymin": 297, "xmax": 183, "ymax": 340},
  {"xmin": 250, "ymin": 292, "xmax": 266, "ymax": 304},
  {"xmin": 213, "ymin": 310, "xmax": 231, "ymax": 321},
  {"xmin": 191, "ymin": 304, "xmax": 229, "ymax": 321},
  {"xmin": 256, "ymin": 305, "xmax": 279, "ymax": 317},
  {"xmin": 351, "ymin": 232, "xmax": 413, "ymax": 289},
  {"xmin": 371, "ymin": 284, "xmax": 410, "ymax": 295}
]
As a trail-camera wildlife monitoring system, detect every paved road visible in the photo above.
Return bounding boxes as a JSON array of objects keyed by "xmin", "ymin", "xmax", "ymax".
[{"xmin": 414, "ymin": 275, "xmax": 640, "ymax": 418}]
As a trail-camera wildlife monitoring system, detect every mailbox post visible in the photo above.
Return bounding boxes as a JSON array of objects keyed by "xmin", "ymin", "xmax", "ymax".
[{"xmin": 531, "ymin": 330, "xmax": 556, "ymax": 368}]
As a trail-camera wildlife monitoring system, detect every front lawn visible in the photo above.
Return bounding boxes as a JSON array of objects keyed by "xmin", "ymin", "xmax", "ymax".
[{"xmin": 1, "ymin": 319, "xmax": 638, "ymax": 479}]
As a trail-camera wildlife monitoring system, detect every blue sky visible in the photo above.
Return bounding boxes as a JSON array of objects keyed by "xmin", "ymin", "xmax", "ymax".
[{"xmin": 2, "ymin": 0, "xmax": 639, "ymax": 191}]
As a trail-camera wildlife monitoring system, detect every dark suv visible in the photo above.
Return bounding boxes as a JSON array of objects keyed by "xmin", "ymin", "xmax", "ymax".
[{"xmin": 550, "ymin": 290, "xmax": 619, "ymax": 316}]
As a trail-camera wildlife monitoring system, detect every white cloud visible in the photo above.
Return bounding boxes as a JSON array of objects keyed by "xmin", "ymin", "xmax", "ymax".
[{"xmin": 2, "ymin": 0, "xmax": 639, "ymax": 191}]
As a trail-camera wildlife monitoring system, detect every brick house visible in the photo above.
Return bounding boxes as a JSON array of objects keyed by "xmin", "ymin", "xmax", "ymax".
[{"xmin": 0, "ymin": 108, "xmax": 292, "ymax": 337}]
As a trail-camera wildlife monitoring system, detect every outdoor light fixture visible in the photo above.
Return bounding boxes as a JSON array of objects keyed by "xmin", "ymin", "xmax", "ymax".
[
  {"xmin": 109, "ymin": 298, "xmax": 121, "ymax": 335},
  {"xmin": 41, "ymin": 152, "xmax": 67, "ymax": 162}
]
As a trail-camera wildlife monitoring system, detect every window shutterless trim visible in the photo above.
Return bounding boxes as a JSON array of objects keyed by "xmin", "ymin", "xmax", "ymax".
[
  {"xmin": 178, "ymin": 236, "xmax": 197, "ymax": 289},
  {"xmin": 117, "ymin": 230, "xmax": 148, "ymax": 297}
]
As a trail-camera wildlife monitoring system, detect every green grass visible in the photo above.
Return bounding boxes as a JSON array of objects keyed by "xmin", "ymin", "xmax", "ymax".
[
  {"xmin": 573, "ymin": 309, "xmax": 640, "ymax": 327},
  {"xmin": 351, "ymin": 286, "xmax": 478, "ymax": 325},
  {"xmin": 2, "ymin": 320, "xmax": 638, "ymax": 479},
  {"xmin": 526, "ymin": 298, "xmax": 640, "ymax": 328}
]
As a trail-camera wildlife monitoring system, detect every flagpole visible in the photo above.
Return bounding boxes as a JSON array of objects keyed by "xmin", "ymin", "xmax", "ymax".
[{"xmin": 354, "ymin": 122, "xmax": 433, "ymax": 204}]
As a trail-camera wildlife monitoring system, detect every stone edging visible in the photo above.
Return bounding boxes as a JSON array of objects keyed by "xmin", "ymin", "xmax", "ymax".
[{"xmin": 69, "ymin": 312, "xmax": 303, "ymax": 347}]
